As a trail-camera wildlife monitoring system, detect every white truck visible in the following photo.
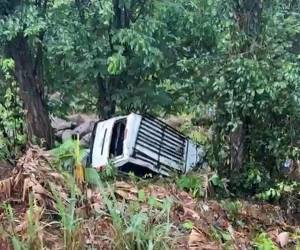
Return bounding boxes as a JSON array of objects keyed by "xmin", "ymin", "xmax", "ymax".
[{"xmin": 88, "ymin": 113, "xmax": 205, "ymax": 176}]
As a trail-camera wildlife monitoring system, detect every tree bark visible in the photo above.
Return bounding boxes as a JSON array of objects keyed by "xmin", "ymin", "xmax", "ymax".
[
  {"xmin": 5, "ymin": 35, "xmax": 54, "ymax": 148},
  {"xmin": 97, "ymin": 75, "xmax": 116, "ymax": 120},
  {"xmin": 234, "ymin": 0, "xmax": 262, "ymax": 37},
  {"xmin": 230, "ymin": 124, "xmax": 245, "ymax": 170},
  {"xmin": 94, "ymin": 0, "xmax": 131, "ymax": 119}
]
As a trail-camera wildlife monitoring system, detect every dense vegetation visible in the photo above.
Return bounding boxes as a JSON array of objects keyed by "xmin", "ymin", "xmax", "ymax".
[
  {"xmin": 1, "ymin": 1, "xmax": 300, "ymax": 249},
  {"xmin": 1, "ymin": 0, "xmax": 300, "ymax": 200}
]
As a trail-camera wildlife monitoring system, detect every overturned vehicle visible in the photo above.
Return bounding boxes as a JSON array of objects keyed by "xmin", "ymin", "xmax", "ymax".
[{"xmin": 88, "ymin": 113, "xmax": 205, "ymax": 176}]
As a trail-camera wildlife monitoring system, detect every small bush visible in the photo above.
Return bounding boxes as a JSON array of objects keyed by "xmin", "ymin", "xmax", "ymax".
[
  {"xmin": 176, "ymin": 174, "xmax": 204, "ymax": 198},
  {"xmin": 221, "ymin": 200, "xmax": 242, "ymax": 222},
  {"xmin": 253, "ymin": 232, "xmax": 278, "ymax": 250}
]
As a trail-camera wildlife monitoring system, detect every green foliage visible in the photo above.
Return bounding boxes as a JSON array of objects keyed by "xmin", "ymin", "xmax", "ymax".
[
  {"xmin": 256, "ymin": 181, "xmax": 297, "ymax": 202},
  {"xmin": 182, "ymin": 220, "xmax": 194, "ymax": 230},
  {"xmin": 85, "ymin": 167, "xmax": 174, "ymax": 249},
  {"xmin": 107, "ymin": 53, "xmax": 127, "ymax": 75},
  {"xmin": 85, "ymin": 160, "xmax": 117, "ymax": 182},
  {"xmin": 124, "ymin": 207, "xmax": 172, "ymax": 250},
  {"xmin": 179, "ymin": 118, "xmax": 210, "ymax": 145},
  {"xmin": 209, "ymin": 173, "xmax": 230, "ymax": 197},
  {"xmin": 0, "ymin": 59, "xmax": 25, "ymax": 161},
  {"xmin": 51, "ymin": 181, "xmax": 84, "ymax": 250},
  {"xmin": 221, "ymin": 200, "xmax": 242, "ymax": 221},
  {"xmin": 253, "ymin": 232, "xmax": 278, "ymax": 250},
  {"xmin": 51, "ymin": 139, "xmax": 87, "ymax": 172},
  {"xmin": 228, "ymin": 162, "xmax": 270, "ymax": 195},
  {"xmin": 176, "ymin": 174, "xmax": 204, "ymax": 198},
  {"xmin": 100, "ymin": 160, "xmax": 117, "ymax": 180},
  {"xmin": 0, "ymin": 86, "xmax": 25, "ymax": 160},
  {"xmin": 42, "ymin": 0, "xmax": 222, "ymax": 115},
  {"xmin": 159, "ymin": 0, "xmax": 300, "ymax": 194},
  {"xmin": 0, "ymin": 203, "xmax": 28, "ymax": 250},
  {"xmin": 0, "ymin": 4, "xmax": 46, "ymax": 42},
  {"xmin": 210, "ymin": 225, "xmax": 232, "ymax": 244},
  {"xmin": 26, "ymin": 194, "xmax": 43, "ymax": 249},
  {"xmin": 292, "ymin": 232, "xmax": 300, "ymax": 250},
  {"xmin": 84, "ymin": 167, "xmax": 100, "ymax": 186}
]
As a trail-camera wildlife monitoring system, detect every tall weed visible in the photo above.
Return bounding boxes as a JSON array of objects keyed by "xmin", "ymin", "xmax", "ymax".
[
  {"xmin": 51, "ymin": 179, "xmax": 84, "ymax": 250},
  {"xmin": 85, "ymin": 167, "xmax": 174, "ymax": 249}
]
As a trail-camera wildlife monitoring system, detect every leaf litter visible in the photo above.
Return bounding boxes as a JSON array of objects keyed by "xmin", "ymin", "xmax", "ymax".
[{"xmin": 0, "ymin": 146, "xmax": 299, "ymax": 249}]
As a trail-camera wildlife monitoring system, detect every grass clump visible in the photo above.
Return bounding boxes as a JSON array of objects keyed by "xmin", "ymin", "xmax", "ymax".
[
  {"xmin": 176, "ymin": 174, "xmax": 205, "ymax": 198},
  {"xmin": 85, "ymin": 167, "xmax": 174, "ymax": 249},
  {"xmin": 51, "ymin": 181, "xmax": 84, "ymax": 250}
]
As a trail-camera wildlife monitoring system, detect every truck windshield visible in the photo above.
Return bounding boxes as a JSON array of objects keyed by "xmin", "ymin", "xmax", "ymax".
[{"xmin": 109, "ymin": 119, "xmax": 126, "ymax": 157}]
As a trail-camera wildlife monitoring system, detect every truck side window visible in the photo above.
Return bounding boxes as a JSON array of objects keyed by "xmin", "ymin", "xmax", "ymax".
[{"xmin": 109, "ymin": 119, "xmax": 126, "ymax": 157}]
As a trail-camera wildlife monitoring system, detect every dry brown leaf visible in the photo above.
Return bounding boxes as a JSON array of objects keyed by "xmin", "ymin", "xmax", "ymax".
[
  {"xmin": 13, "ymin": 171, "xmax": 23, "ymax": 189},
  {"xmin": 91, "ymin": 203, "xmax": 104, "ymax": 213},
  {"xmin": 148, "ymin": 185, "xmax": 170, "ymax": 199},
  {"xmin": 42, "ymin": 231, "xmax": 63, "ymax": 250},
  {"xmin": 114, "ymin": 181, "xmax": 138, "ymax": 200},
  {"xmin": 114, "ymin": 181, "xmax": 137, "ymax": 191},
  {"xmin": 76, "ymin": 206, "xmax": 90, "ymax": 218},
  {"xmin": 11, "ymin": 147, "xmax": 69, "ymax": 212},
  {"xmin": 189, "ymin": 227, "xmax": 206, "ymax": 243},
  {"xmin": 33, "ymin": 193, "xmax": 46, "ymax": 207},
  {"xmin": 175, "ymin": 190, "xmax": 196, "ymax": 209},
  {"xmin": 49, "ymin": 172, "xmax": 65, "ymax": 183},
  {"xmin": 0, "ymin": 238, "xmax": 10, "ymax": 250},
  {"xmin": 32, "ymin": 182, "xmax": 52, "ymax": 198},
  {"xmin": 115, "ymin": 189, "xmax": 137, "ymax": 201},
  {"xmin": 0, "ymin": 177, "xmax": 12, "ymax": 199},
  {"xmin": 182, "ymin": 206, "xmax": 200, "ymax": 221},
  {"xmin": 22, "ymin": 175, "xmax": 54, "ymax": 206},
  {"xmin": 2, "ymin": 146, "xmax": 299, "ymax": 250},
  {"xmin": 86, "ymin": 188, "xmax": 93, "ymax": 200},
  {"xmin": 188, "ymin": 227, "xmax": 220, "ymax": 250},
  {"xmin": 16, "ymin": 205, "xmax": 43, "ymax": 233},
  {"xmin": 90, "ymin": 190, "xmax": 102, "ymax": 204},
  {"xmin": 22, "ymin": 178, "xmax": 32, "ymax": 201},
  {"xmin": 84, "ymin": 217, "xmax": 115, "ymax": 250}
]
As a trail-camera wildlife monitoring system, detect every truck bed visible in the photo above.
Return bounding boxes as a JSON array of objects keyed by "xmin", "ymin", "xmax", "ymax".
[{"xmin": 132, "ymin": 115, "xmax": 187, "ymax": 174}]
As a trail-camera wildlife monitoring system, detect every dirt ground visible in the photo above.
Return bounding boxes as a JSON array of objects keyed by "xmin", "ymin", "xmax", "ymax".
[
  {"xmin": 0, "ymin": 148, "xmax": 299, "ymax": 249},
  {"xmin": 0, "ymin": 161, "xmax": 13, "ymax": 179}
]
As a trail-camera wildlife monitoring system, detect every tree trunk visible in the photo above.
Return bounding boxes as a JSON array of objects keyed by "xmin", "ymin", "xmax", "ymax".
[
  {"xmin": 95, "ymin": 0, "xmax": 130, "ymax": 119},
  {"xmin": 97, "ymin": 75, "xmax": 116, "ymax": 120},
  {"xmin": 5, "ymin": 35, "xmax": 54, "ymax": 148},
  {"xmin": 234, "ymin": 0, "xmax": 262, "ymax": 37},
  {"xmin": 230, "ymin": 124, "xmax": 245, "ymax": 170},
  {"xmin": 229, "ymin": 0, "xmax": 262, "ymax": 169}
]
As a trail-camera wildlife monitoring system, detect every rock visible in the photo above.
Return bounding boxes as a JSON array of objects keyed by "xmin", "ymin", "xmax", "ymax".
[
  {"xmin": 277, "ymin": 232, "xmax": 289, "ymax": 247},
  {"xmin": 80, "ymin": 133, "xmax": 92, "ymax": 147},
  {"xmin": 73, "ymin": 121, "xmax": 95, "ymax": 138},
  {"xmin": 54, "ymin": 129, "xmax": 65, "ymax": 141},
  {"xmin": 61, "ymin": 129, "xmax": 75, "ymax": 142},
  {"xmin": 67, "ymin": 113, "xmax": 98, "ymax": 125},
  {"xmin": 51, "ymin": 114, "xmax": 98, "ymax": 144},
  {"xmin": 51, "ymin": 117, "xmax": 76, "ymax": 131}
]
